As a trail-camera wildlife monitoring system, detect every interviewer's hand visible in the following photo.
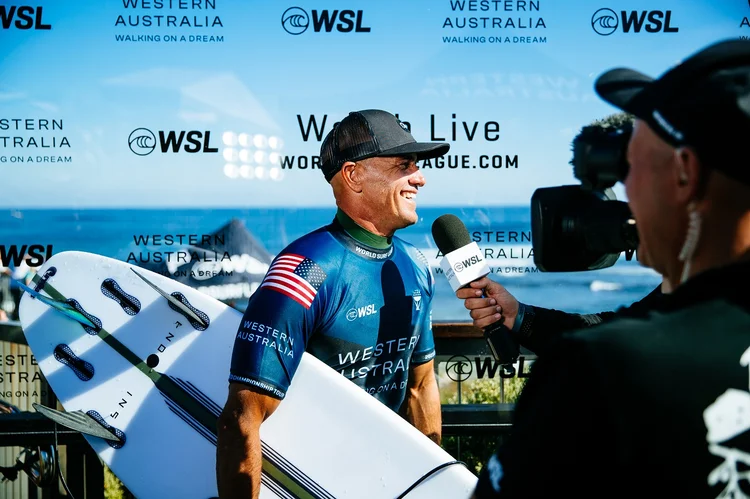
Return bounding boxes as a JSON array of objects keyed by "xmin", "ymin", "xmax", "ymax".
[{"xmin": 456, "ymin": 277, "xmax": 520, "ymax": 330}]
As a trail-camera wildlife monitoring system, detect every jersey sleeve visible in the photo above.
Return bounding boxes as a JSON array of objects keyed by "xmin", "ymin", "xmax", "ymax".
[
  {"xmin": 411, "ymin": 249, "xmax": 436, "ymax": 365},
  {"xmin": 229, "ymin": 253, "xmax": 329, "ymax": 399}
]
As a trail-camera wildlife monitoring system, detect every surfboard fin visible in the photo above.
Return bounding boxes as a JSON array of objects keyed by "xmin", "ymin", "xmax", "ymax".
[
  {"xmin": 15, "ymin": 280, "xmax": 98, "ymax": 329},
  {"xmin": 32, "ymin": 403, "xmax": 122, "ymax": 442},
  {"xmin": 130, "ymin": 269, "xmax": 209, "ymax": 329}
]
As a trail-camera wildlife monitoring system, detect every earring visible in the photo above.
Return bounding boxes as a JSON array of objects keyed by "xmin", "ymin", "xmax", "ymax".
[
  {"xmin": 678, "ymin": 202, "xmax": 701, "ymax": 284},
  {"xmin": 676, "ymin": 148, "xmax": 689, "ymax": 186}
]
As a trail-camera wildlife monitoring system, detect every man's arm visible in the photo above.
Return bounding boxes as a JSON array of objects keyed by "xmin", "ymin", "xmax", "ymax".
[
  {"xmin": 216, "ymin": 383, "xmax": 281, "ymax": 499},
  {"xmin": 457, "ymin": 277, "xmax": 662, "ymax": 355},
  {"xmin": 402, "ymin": 359, "xmax": 441, "ymax": 445},
  {"xmin": 218, "ymin": 248, "xmax": 326, "ymax": 497}
]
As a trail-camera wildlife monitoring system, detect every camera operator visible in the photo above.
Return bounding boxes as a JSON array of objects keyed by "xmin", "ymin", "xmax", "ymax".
[
  {"xmin": 471, "ymin": 39, "xmax": 750, "ymax": 498},
  {"xmin": 458, "ymin": 114, "xmax": 666, "ymax": 357}
]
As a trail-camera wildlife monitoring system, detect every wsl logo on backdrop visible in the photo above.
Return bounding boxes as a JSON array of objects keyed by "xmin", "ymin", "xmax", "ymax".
[
  {"xmin": 281, "ymin": 7, "xmax": 370, "ymax": 35},
  {"xmin": 591, "ymin": 8, "xmax": 618, "ymax": 35},
  {"xmin": 0, "ymin": 245, "xmax": 53, "ymax": 267},
  {"xmin": 128, "ymin": 128, "xmax": 219, "ymax": 156},
  {"xmin": 0, "ymin": 5, "xmax": 51, "ymax": 30},
  {"xmin": 445, "ymin": 355, "xmax": 532, "ymax": 381},
  {"xmin": 592, "ymin": 8, "xmax": 678, "ymax": 35},
  {"xmin": 281, "ymin": 7, "xmax": 309, "ymax": 34},
  {"xmin": 128, "ymin": 128, "xmax": 156, "ymax": 156},
  {"xmin": 445, "ymin": 356, "xmax": 473, "ymax": 382}
]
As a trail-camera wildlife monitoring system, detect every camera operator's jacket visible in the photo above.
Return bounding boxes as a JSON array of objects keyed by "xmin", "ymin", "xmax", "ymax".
[
  {"xmin": 475, "ymin": 260, "xmax": 750, "ymax": 498},
  {"xmin": 513, "ymin": 284, "xmax": 663, "ymax": 356}
]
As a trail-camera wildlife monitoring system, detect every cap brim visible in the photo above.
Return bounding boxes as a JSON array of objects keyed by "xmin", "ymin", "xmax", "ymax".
[
  {"xmin": 594, "ymin": 67, "xmax": 655, "ymax": 116},
  {"xmin": 378, "ymin": 142, "xmax": 450, "ymax": 161}
]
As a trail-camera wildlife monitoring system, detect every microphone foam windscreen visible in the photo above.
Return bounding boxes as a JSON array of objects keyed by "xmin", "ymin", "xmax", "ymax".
[{"xmin": 431, "ymin": 214, "xmax": 472, "ymax": 254}]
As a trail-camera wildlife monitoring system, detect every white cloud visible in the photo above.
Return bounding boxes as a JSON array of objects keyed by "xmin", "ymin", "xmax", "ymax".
[
  {"xmin": 180, "ymin": 73, "xmax": 281, "ymax": 132},
  {"xmin": 31, "ymin": 101, "xmax": 60, "ymax": 113},
  {"xmin": 178, "ymin": 111, "xmax": 218, "ymax": 123},
  {"xmin": 0, "ymin": 92, "xmax": 26, "ymax": 101},
  {"xmin": 101, "ymin": 68, "xmax": 204, "ymax": 89},
  {"xmin": 102, "ymin": 68, "xmax": 281, "ymax": 131}
]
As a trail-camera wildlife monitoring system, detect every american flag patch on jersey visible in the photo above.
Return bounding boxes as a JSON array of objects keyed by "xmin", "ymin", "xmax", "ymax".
[{"xmin": 259, "ymin": 254, "xmax": 327, "ymax": 309}]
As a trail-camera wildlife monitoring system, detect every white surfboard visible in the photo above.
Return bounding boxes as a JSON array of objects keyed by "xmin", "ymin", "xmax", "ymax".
[{"xmin": 19, "ymin": 251, "xmax": 477, "ymax": 499}]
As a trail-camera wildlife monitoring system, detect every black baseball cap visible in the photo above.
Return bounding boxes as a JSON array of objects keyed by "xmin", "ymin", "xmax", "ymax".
[
  {"xmin": 319, "ymin": 109, "xmax": 450, "ymax": 182},
  {"xmin": 594, "ymin": 39, "xmax": 750, "ymax": 185}
]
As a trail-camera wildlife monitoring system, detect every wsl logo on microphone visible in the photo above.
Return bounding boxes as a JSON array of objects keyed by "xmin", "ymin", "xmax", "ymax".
[{"xmin": 453, "ymin": 255, "xmax": 483, "ymax": 273}]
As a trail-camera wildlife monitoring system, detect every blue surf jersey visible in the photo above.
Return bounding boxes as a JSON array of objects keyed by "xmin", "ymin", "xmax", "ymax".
[{"xmin": 229, "ymin": 217, "xmax": 435, "ymax": 412}]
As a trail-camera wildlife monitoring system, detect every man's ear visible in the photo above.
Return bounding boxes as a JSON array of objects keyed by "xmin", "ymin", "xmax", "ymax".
[
  {"xmin": 340, "ymin": 161, "xmax": 363, "ymax": 193},
  {"xmin": 673, "ymin": 146, "xmax": 703, "ymax": 204}
]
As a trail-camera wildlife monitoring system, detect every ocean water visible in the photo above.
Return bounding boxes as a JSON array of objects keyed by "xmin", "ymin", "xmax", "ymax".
[{"xmin": 0, "ymin": 207, "xmax": 662, "ymax": 320}]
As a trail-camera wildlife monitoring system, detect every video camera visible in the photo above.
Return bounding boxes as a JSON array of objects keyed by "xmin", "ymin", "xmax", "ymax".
[{"xmin": 531, "ymin": 121, "xmax": 639, "ymax": 272}]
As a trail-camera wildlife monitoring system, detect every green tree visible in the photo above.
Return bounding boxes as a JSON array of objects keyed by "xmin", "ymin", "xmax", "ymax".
[
  {"xmin": 589, "ymin": 111, "xmax": 634, "ymax": 129},
  {"xmin": 104, "ymin": 465, "xmax": 134, "ymax": 499}
]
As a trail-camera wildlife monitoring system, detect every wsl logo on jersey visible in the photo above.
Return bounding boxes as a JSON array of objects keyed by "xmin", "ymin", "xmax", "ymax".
[{"xmin": 346, "ymin": 304, "xmax": 377, "ymax": 321}]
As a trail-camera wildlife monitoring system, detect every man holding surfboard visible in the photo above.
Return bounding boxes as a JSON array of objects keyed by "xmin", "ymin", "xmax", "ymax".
[{"xmin": 217, "ymin": 110, "xmax": 450, "ymax": 498}]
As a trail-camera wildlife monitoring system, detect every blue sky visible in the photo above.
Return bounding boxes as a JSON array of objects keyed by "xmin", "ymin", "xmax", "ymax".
[{"xmin": 0, "ymin": 0, "xmax": 747, "ymax": 207}]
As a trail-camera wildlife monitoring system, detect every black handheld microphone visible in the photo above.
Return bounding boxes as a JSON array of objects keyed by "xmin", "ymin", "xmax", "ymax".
[{"xmin": 431, "ymin": 214, "xmax": 520, "ymax": 366}]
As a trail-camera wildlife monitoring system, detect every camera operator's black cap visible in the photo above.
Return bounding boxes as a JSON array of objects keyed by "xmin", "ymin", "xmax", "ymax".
[
  {"xmin": 594, "ymin": 39, "xmax": 750, "ymax": 185},
  {"xmin": 319, "ymin": 109, "xmax": 450, "ymax": 182}
]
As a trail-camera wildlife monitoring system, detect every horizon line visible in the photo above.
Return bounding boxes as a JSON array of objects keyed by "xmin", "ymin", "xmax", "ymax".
[{"xmin": 0, "ymin": 204, "xmax": 531, "ymax": 210}]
